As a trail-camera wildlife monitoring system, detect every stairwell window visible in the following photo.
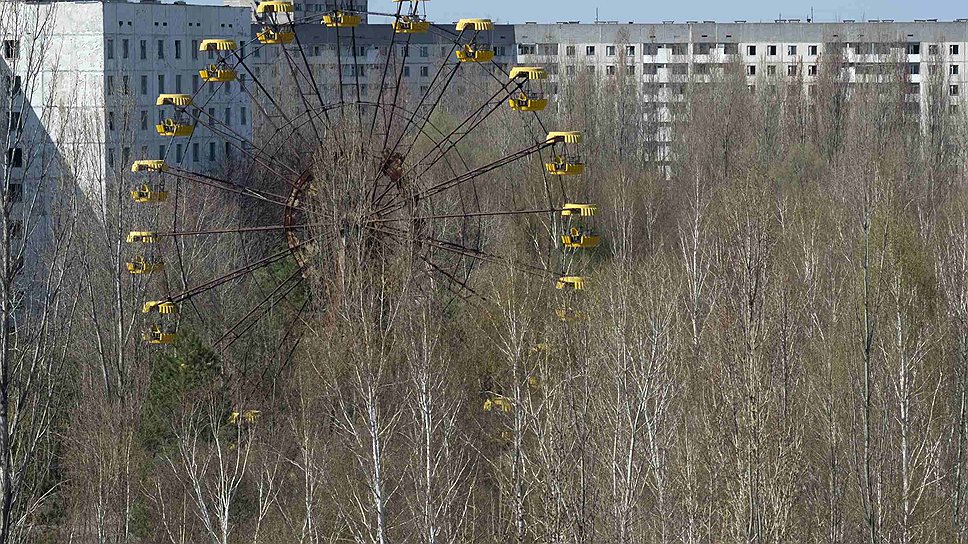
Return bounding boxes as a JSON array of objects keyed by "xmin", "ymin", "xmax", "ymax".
[
  {"xmin": 6, "ymin": 148, "xmax": 23, "ymax": 168},
  {"xmin": 175, "ymin": 40, "xmax": 182, "ymax": 59},
  {"xmin": 140, "ymin": 40, "xmax": 147, "ymax": 60},
  {"xmin": 106, "ymin": 39, "xmax": 114, "ymax": 59},
  {"xmin": 3, "ymin": 40, "xmax": 19, "ymax": 60},
  {"xmin": 157, "ymin": 39, "xmax": 165, "ymax": 59}
]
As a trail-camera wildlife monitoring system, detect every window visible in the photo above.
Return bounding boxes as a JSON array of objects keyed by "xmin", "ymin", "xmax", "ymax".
[
  {"xmin": 108, "ymin": 111, "xmax": 115, "ymax": 131},
  {"xmin": 122, "ymin": 75, "xmax": 129, "ymax": 95},
  {"xmin": 420, "ymin": 66, "xmax": 429, "ymax": 77},
  {"xmin": 140, "ymin": 75, "xmax": 148, "ymax": 95},
  {"xmin": 787, "ymin": 65, "xmax": 797, "ymax": 76},
  {"xmin": 5, "ymin": 76, "xmax": 21, "ymax": 96},
  {"xmin": 952, "ymin": 85, "xmax": 960, "ymax": 97},
  {"xmin": 107, "ymin": 148, "xmax": 115, "ymax": 168},
  {"xmin": 518, "ymin": 44, "xmax": 536, "ymax": 55},
  {"xmin": 907, "ymin": 43, "xmax": 921, "ymax": 55},
  {"xmin": 208, "ymin": 107, "xmax": 215, "ymax": 121},
  {"xmin": 192, "ymin": 74, "xmax": 199, "ymax": 92},
  {"xmin": 3, "ymin": 40, "xmax": 19, "ymax": 60},
  {"xmin": 724, "ymin": 43, "xmax": 739, "ymax": 55},
  {"xmin": 158, "ymin": 74, "xmax": 165, "ymax": 93},
  {"xmin": 403, "ymin": 66, "xmax": 411, "ymax": 77},
  {"xmin": 140, "ymin": 110, "xmax": 148, "ymax": 130},
  {"xmin": 586, "ymin": 45, "xmax": 596, "ymax": 56},
  {"xmin": 626, "ymin": 45, "xmax": 636, "ymax": 56},
  {"xmin": 606, "ymin": 65, "xmax": 615, "ymax": 75},
  {"xmin": 158, "ymin": 145, "xmax": 165, "ymax": 160},
  {"xmin": 626, "ymin": 65, "xmax": 635, "ymax": 75},
  {"xmin": 768, "ymin": 45, "xmax": 777, "ymax": 56},
  {"xmin": 953, "ymin": 65, "xmax": 960, "ymax": 75},
  {"xmin": 952, "ymin": 44, "xmax": 961, "ymax": 55},
  {"xmin": 174, "ymin": 40, "xmax": 182, "ymax": 59},
  {"xmin": 140, "ymin": 40, "xmax": 147, "ymax": 60},
  {"xmin": 176, "ymin": 144, "xmax": 183, "ymax": 162},
  {"xmin": 585, "ymin": 65, "xmax": 595, "ymax": 74},
  {"xmin": 419, "ymin": 46, "xmax": 428, "ymax": 58},
  {"xmin": 747, "ymin": 65, "xmax": 756, "ymax": 76},
  {"xmin": 7, "ymin": 184, "xmax": 22, "ymax": 203},
  {"xmin": 208, "ymin": 142, "xmax": 216, "ymax": 161},
  {"xmin": 157, "ymin": 39, "xmax": 164, "ymax": 59},
  {"xmin": 909, "ymin": 63, "xmax": 920, "ymax": 75},
  {"xmin": 122, "ymin": 147, "xmax": 130, "ymax": 165},
  {"xmin": 643, "ymin": 64, "xmax": 658, "ymax": 75},
  {"xmin": 6, "ymin": 148, "xmax": 22, "ymax": 168},
  {"xmin": 808, "ymin": 65, "xmax": 818, "ymax": 76},
  {"xmin": 241, "ymin": 107, "xmax": 247, "ymax": 126},
  {"xmin": 670, "ymin": 44, "xmax": 687, "ymax": 56},
  {"xmin": 122, "ymin": 39, "xmax": 129, "ymax": 59},
  {"xmin": 644, "ymin": 44, "xmax": 659, "ymax": 55},
  {"xmin": 225, "ymin": 108, "xmax": 231, "ymax": 125},
  {"xmin": 106, "ymin": 75, "xmax": 114, "ymax": 95},
  {"xmin": 606, "ymin": 45, "xmax": 616, "ymax": 56},
  {"xmin": 747, "ymin": 45, "xmax": 756, "ymax": 56},
  {"xmin": 106, "ymin": 39, "xmax": 114, "ymax": 59},
  {"xmin": 175, "ymin": 74, "xmax": 182, "ymax": 93},
  {"xmin": 192, "ymin": 40, "xmax": 198, "ymax": 60},
  {"xmin": 787, "ymin": 45, "xmax": 797, "ymax": 55},
  {"xmin": 7, "ymin": 112, "xmax": 20, "ymax": 132},
  {"xmin": 767, "ymin": 65, "xmax": 776, "ymax": 76},
  {"xmin": 809, "ymin": 45, "xmax": 818, "ymax": 56},
  {"xmin": 929, "ymin": 44, "xmax": 939, "ymax": 55},
  {"xmin": 157, "ymin": 110, "xmax": 164, "ymax": 125}
]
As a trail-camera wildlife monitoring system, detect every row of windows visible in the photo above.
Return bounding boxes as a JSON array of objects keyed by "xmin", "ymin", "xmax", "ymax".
[
  {"xmin": 521, "ymin": 42, "xmax": 965, "ymax": 58},
  {"xmin": 105, "ymin": 141, "xmax": 235, "ymax": 168},
  {"xmin": 105, "ymin": 73, "xmax": 246, "ymax": 96},
  {"xmin": 105, "ymin": 38, "xmax": 247, "ymax": 61},
  {"xmin": 105, "ymin": 106, "xmax": 248, "ymax": 132}
]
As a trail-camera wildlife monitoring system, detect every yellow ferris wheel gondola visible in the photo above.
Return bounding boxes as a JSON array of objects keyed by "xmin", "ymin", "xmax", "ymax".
[
  {"xmin": 199, "ymin": 39, "xmax": 238, "ymax": 82},
  {"xmin": 258, "ymin": 27, "xmax": 296, "ymax": 44},
  {"xmin": 131, "ymin": 184, "xmax": 169, "ymax": 203},
  {"xmin": 256, "ymin": 0, "xmax": 293, "ymax": 14},
  {"xmin": 126, "ymin": 231, "xmax": 158, "ymax": 244},
  {"xmin": 508, "ymin": 67, "xmax": 548, "ymax": 112},
  {"xmin": 143, "ymin": 326, "xmax": 176, "ymax": 345},
  {"xmin": 556, "ymin": 276, "xmax": 588, "ymax": 291},
  {"xmin": 131, "ymin": 160, "xmax": 168, "ymax": 173},
  {"xmin": 562, "ymin": 227, "xmax": 601, "ymax": 249},
  {"xmin": 455, "ymin": 19, "xmax": 495, "ymax": 62},
  {"xmin": 125, "ymin": 255, "xmax": 165, "ymax": 275},
  {"xmin": 143, "ymin": 301, "xmax": 179, "ymax": 315},
  {"xmin": 546, "ymin": 131, "xmax": 584, "ymax": 175},
  {"xmin": 323, "ymin": 10, "xmax": 362, "ymax": 28}
]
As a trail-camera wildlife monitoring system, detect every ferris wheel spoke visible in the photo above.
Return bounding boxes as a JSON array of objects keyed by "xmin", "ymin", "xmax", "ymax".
[
  {"xmin": 216, "ymin": 267, "xmax": 305, "ymax": 349},
  {"xmin": 371, "ymin": 139, "xmax": 553, "ymax": 218},
  {"xmin": 185, "ymin": 109, "xmax": 298, "ymax": 178},
  {"xmin": 407, "ymin": 79, "xmax": 525, "ymax": 180},
  {"xmin": 168, "ymin": 239, "xmax": 313, "ymax": 304},
  {"xmin": 276, "ymin": 44, "xmax": 327, "ymax": 148},
  {"xmin": 156, "ymin": 222, "xmax": 326, "ymax": 238},
  {"xmin": 369, "ymin": 1, "xmax": 406, "ymax": 140},
  {"xmin": 385, "ymin": 36, "xmax": 463, "ymax": 158},
  {"xmin": 369, "ymin": 228, "xmax": 490, "ymax": 305},
  {"xmin": 165, "ymin": 167, "xmax": 304, "ymax": 211},
  {"xmin": 368, "ymin": 224, "xmax": 555, "ymax": 280}
]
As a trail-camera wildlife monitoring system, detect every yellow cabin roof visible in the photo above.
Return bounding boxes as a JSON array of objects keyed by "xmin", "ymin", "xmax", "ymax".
[
  {"xmin": 562, "ymin": 204, "xmax": 597, "ymax": 217},
  {"xmin": 547, "ymin": 131, "xmax": 582, "ymax": 144},
  {"xmin": 199, "ymin": 39, "xmax": 237, "ymax": 51},
  {"xmin": 556, "ymin": 276, "xmax": 588, "ymax": 290},
  {"xmin": 143, "ymin": 301, "xmax": 178, "ymax": 314},
  {"xmin": 131, "ymin": 160, "xmax": 168, "ymax": 173},
  {"xmin": 509, "ymin": 66, "xmax": 547, "ymax": 80},
  {"xmin": 256, "ymin": 1, "xmax": 293, "ymax": 13},
  {"xmin": 456, "ymin": 18, "xmax": 493, "ymax": 31},
  {"xmin": 156, "ymin": 94, "xmax": 193, "ymax": 107}
]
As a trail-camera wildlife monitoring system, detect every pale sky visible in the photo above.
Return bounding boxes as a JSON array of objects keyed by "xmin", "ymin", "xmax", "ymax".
[{"xmin": 361, "ymin": 0, "xmax": 965, "ymax": 24}]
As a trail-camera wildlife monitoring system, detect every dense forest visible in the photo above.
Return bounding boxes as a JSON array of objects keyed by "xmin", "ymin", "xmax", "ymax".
[{"xmin": 7, "ymin": 13, "xmax": 968, "ymax": 542}]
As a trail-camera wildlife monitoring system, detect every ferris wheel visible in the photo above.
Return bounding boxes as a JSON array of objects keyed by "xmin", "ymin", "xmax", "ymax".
[{"xmin": 125, "ymin": 0, "xmax": 600, "ymax": 349}]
